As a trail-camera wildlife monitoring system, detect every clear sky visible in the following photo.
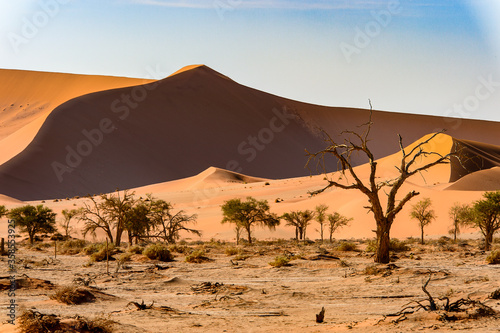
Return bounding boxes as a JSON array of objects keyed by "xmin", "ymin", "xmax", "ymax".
[{"xmin": 1, "ymin": 0, "xmax": 499, "ymax": 122}]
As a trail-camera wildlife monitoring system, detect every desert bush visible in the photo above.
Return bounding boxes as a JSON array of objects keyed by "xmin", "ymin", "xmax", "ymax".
[
  {"xmin": 486, "ymin": 250, "xmax": 500, "ymax": 264},
  {"xmin": 19, "ymin": 309, "xmax": 114, "ymax": 333},
  {"xmin": 269, "ymin": 256, "xmax": 291, "ymax": 267},
  {"xmin": 19, "ymin": 310, "xmax": 60, "ymax": 332},
  {"xmin": 389, "ymin": 239, "xmax": 410, "ymax": 252},
  {"xmin": 50, "ymin": 286, "xmax": 95, "ymax": 305},
  {"xmin": 127, "ymin": 245, "xmax": 144, "ymax": 254},
  {"xmin": 168, "ymin": 244, "xmax": 190, "ymax": 254},
  {"xmin": 489, "ymin": 289, "xmax": 500, "ymax": 299},
  {"xmin": 185, "ymin": 250, "xmax": 210, "ymax": 263},
  {"xmin": 234, "ymin": 253, "xmax": 250, "ymax": 261},
  {"xmin": 117, "ymin": 252, "xmax": 132, "ymax": 264},
  {"xmin": 82, "ymin": 243, "xmax": 102, "ymax": 255},
  {"xmin": 225, "ymin": 246, "xmax": 241, "ymax": 256},
  {"xmin": 336, "ymin": 242, "xmax": 358, "ymax": 251},
  {"xmin": 365, "ymin": 239, "xmax": 409, "ymax": 252},
  {"xmin": 83, "ymin": 243, "xmax": 116, "ymax": 262},
  {"xmin": 143, "ymin": 244, "xmax": 174, "ymax": 262},
  {"xmin": 58, "ymin": 239, "xmax": 87, "ymax": 255}
]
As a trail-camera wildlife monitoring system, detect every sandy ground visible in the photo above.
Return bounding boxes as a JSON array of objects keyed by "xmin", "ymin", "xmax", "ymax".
[{"xmin": 1, "ymin": 239, "xmax": 500, "ymax": 332}]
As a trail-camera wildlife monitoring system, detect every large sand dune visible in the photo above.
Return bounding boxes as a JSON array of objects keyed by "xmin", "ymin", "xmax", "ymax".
[{"xmin": 0, "ymin": 65, "xmax": 498, "ymax": 201}]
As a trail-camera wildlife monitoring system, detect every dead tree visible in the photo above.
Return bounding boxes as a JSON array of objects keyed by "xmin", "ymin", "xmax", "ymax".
[{"xmin": 307, "ymin": 103, "xmax": 458, "ymax": 263}]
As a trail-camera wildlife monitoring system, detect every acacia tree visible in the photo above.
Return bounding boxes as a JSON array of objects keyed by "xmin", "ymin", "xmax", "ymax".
[
  {"xmin": 8, "ymin": 205, "xmax": 56, "ymax": 244},
  {"xmin": 282, "ymin": 210, "xmax": 314, "ymax": 240},
  {"xmin": 78, "ymin": 190, "xmax": 136, "ymax": 246},
  {"xmin": 60, "ymin": 209, "xmax": 79, "ymax": 238},
  {"xmin": 0, "ymin": 206, "xmax": 7, "ymax": 218},
  {"xmin": 315, "ymin": 204, "xmax": 329, "ymax": 242},
  {"xmin": 448, "ymin": 203, "xmax": 470, "ymax": 241},
  {"xmin": 467, "ymin": 191, "xmax": 500, "ymax": 251},
  {"xmin": 307, "ymin": 108, "xmax": 457, "ymax": 263},
  {"xmin": 410, "ymin": 198, "xmax": 436, "ymax": 244},
  {"xmin": 221, "ymin": 197, "xmax": 280, "ymax": 244},
  {"xmin": 327, "ymin": 212, "xmax": 352, "ymax": 242},
  {"xmin": 124, "ymin": 200, "xmax": 154, "ymax": 245},
  {"xmin": 148, "ymin": 197, "xmax": 200, "ymax": 243}
]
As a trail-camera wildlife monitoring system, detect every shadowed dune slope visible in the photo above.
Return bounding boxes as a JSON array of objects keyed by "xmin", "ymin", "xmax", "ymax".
[
  {"xmin": 446, "ymin": 167, "xmax": 500, "ymax": 191},
  {"xmin": 0, "ymin": 65, "xmax": 498, "ymax": 200},
  {"xmin": 0, "ymin": 69, "xmax": 154, "ymax": 163},
  {"xmin": 450, "ymin": 139, "xmax": 500, "ymax": 182}
]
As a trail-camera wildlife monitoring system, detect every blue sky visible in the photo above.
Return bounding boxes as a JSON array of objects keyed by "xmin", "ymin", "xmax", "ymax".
[{"xmin": 1, "ymin": 0, "xmax": 499, "ymax": 122}]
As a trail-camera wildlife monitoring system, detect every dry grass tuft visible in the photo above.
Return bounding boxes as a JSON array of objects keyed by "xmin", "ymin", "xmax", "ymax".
[
  {"xmin": 185, "ymin": 250, "xmax": 210, "ymax": 263},
  {"xmin": 50, "ymin": 286, "xmax": 96, "ymax": 305},
  {"xmin": 336, "ymin": 242, "xmax": 358, "ymax": 252},
  {"xmin": 19, "ymin": 309, "xmax": 114, "ymax": 333},
  {"xmin": 127, "ymin": 245, "xmax": 144, "ymax": 254},
  {"xmin": 268, "ymin": 256, "xmax": 291, "ymax": 268},
  {"xmin": 58, "ymin": 239, "xmax": 87, "ymax": 255},
  {"xmin": 19, "ymin": 310, "xmax": 60, "ymax": 333},
  {"xmin": 486, "ymin": 250, "xmax": 500, "ymax": 264},
  {"xmin": 224, "ymin": 246, "xmax": 241, "ymax": 256},
  {"xmin": 143, "ymin": 243, "xmax": 174, "ymax": 262}
]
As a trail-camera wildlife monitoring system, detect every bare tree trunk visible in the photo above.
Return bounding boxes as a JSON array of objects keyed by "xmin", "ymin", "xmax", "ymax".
[
  {"xmin": 115, "ymin": 227, "xmax": 123, "ymax": 247},
  {"xmin": 375, "ymin": 220, "xmax": 391, "ymax": 264},
  {"xmin": 420, "ymin": 226, "xmax": 425, "ymax": 245},
  {"xmin": 485, "ymin": 231, "xmax": 493, "ymax": 251},
  {"xmin": 320, "ymin": 224, "xmax": 324, "ymax": 242},
  {"xmin": 128, "ymin": 231, "xmax": 133, "ymax": 246},
  {"xmin": 246, "ymin": 226, "xmax": 252, "ymax": 244},
  {"xmin": 295, "ymin": 228, "xmax": 298, "ymax": 240}
]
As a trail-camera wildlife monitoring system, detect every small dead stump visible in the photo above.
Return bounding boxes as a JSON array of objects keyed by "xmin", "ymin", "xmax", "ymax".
[{"xmin": 316, "ymin": 307, "xmax": 325, "ymax": 323}]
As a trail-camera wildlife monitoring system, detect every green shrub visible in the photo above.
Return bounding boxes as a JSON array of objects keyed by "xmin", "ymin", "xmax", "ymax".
[
  {"xmin": 58, "ymin": 239, "xmax": 87, "ymax": 255},
  {"xmin": 143, "ymin": 244, "xmax": 174, "ymax": 262},
  {"xmin": 185, "ymin": 250, "xmax": 210, "ymax": 263},
  {"xmin": 269, "ymin": 256, "xmax": 291, "ymax": 268},
  {"xmin": 486, "ymin": 250, "xmax": 500, "ymax": 265}
]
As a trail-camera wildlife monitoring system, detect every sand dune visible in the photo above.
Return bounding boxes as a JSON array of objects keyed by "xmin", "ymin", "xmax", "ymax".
[
  {"xmin": 0, "ymin": 69, "xmax": 154, "ymax": 163},
  {"xmin": 445, "ymin": 167, "xmax": 500, "ymax": 191},
  {"xmin": 0, "ymin": 65, "xmax": 498, "ymax": 201}
]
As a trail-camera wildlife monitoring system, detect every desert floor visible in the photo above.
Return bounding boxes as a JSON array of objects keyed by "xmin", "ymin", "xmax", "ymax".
[{"xmin": 1, "ymin": 238, "xmax": 500, "ymax": 332}]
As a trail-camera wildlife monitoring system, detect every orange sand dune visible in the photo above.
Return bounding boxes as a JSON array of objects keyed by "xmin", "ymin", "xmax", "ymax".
[
  {"xmin": 0, "ymin": 65, "xmax": 498, "ymax": 201},
  {"xmin": 0, "ymin": 69, "xmax": 154, "ymax": 163}
]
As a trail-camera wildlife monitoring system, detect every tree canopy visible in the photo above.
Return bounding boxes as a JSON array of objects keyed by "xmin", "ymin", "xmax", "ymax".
[
  {"xmin": 221, "ymin": 197, "xmax": 280, "ymax": 244},
  {"xmin": 8, "ymin": 205, "xmax": 56, "ymax": 244}
]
